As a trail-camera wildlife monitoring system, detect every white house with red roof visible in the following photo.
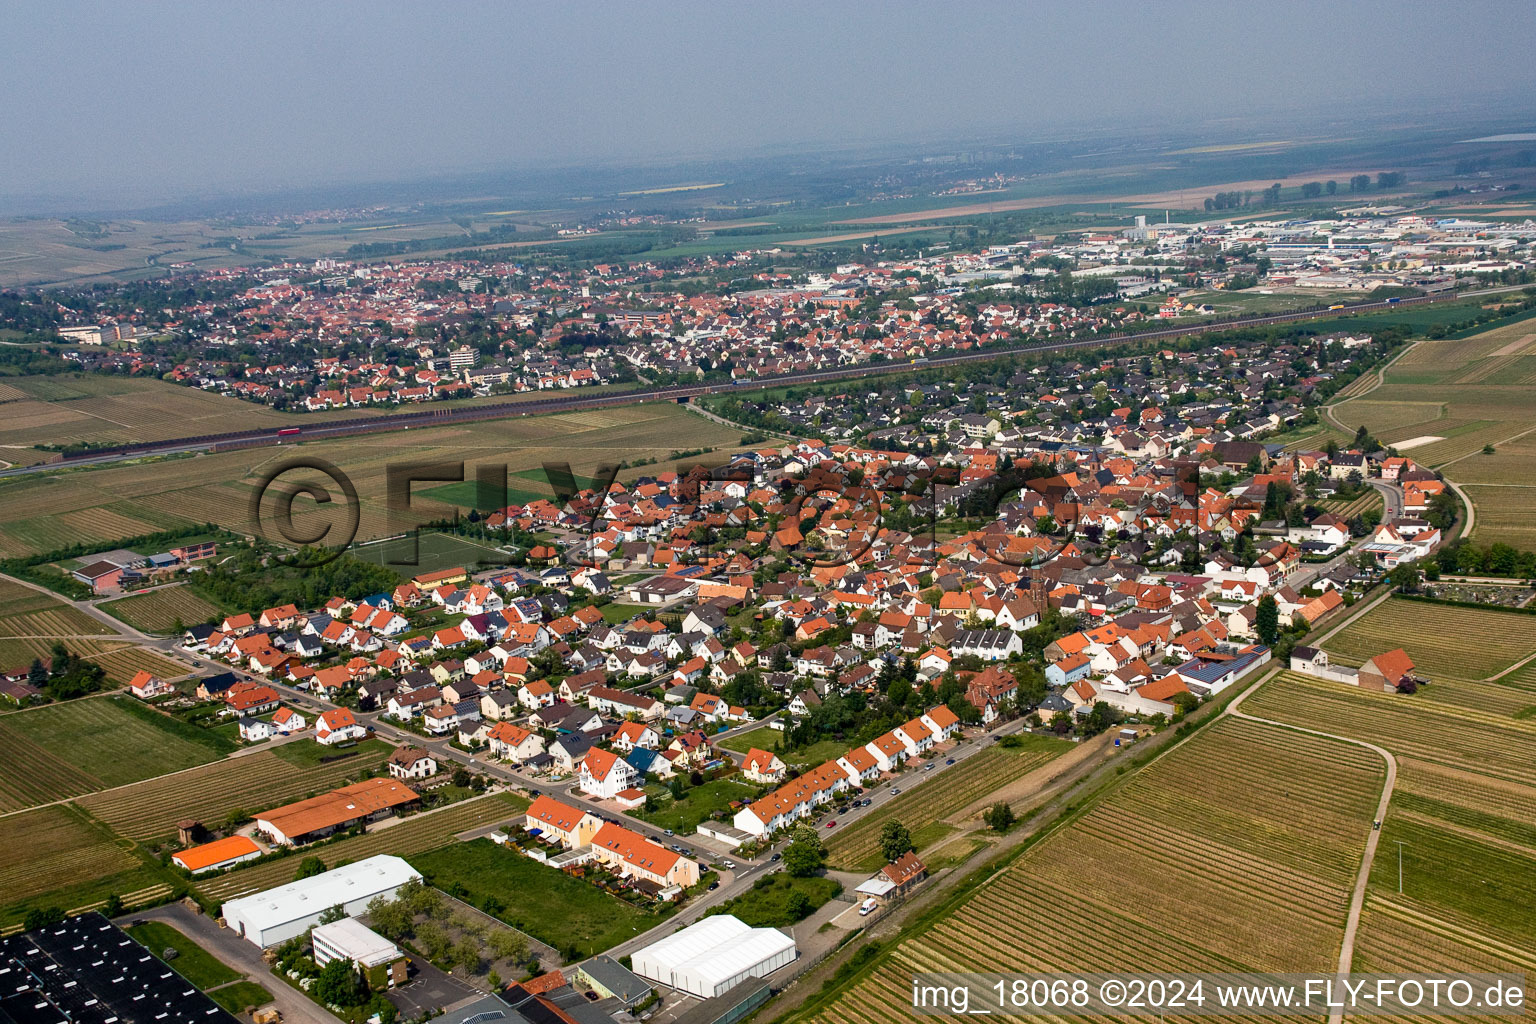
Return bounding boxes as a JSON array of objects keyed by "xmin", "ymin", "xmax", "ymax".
[
  {"xmin": 580, "ymin": 748, "xmax": 639, "ymax": 799},
  {"xmin": 741, "ymin": 748, "xmax": 786, "ymax": 784},
  {"xmin": 271, "ymin": 706, "xmax": 307, "ymax": 735},
  {"xmin": 316, "ymin": 707, "xmax": 367, "ymax": 745}
]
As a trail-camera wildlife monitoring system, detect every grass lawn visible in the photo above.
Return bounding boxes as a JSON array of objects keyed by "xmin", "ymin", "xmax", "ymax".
[
  {"xmin": 599, "ymin": 603, "xmax": 653, "ymax": 624},
  {"xmin": 210, "ymin": 981, "xmax": 274, "ymax": 1013},
  {"xmin": 271, "ymin": 736, "xmax": 391, "ymax": 769},
  {"xmin": 418, "ymin": 480, "xmax": 547, "ymax": 511},
  {"xmin": 411, "ymin": 838, "xmax": 671, "ymax": 958},
  {"xmin": 706, "ymin": 873, "xmax": 842, "ymax": 928},
  {"xmin": 127, "ymin": 921, "xmax": 241, "ymax": 989},
  {"xmin": 350, "ymin": 531, "xmax": 509, "ymax": 578},
  {"xmin": 720, "ymin": 726, "xmax": 844, "ymax": 766},
  {"xmin": 629, "ymin": 778, "xmax": 760, "ymax": 834},
  {"xmin": 0, "ymin": 695, "xmax": 233, "ymax": 790}
]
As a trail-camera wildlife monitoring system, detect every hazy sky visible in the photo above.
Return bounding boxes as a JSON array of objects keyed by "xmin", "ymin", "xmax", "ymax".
[{"xmin": 4, "ymin": 0, "xmax": 1534, "ymax": 206}]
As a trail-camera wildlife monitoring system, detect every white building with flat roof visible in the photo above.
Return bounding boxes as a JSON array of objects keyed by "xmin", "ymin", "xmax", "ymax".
[
  {"xmin": 630, "ymin": 915, "xmax": 796, "ymax": 998},
  {"xmin": 220, "ymin": 854, "xmax": 421, "ymax": 947},
  {"xmin": 311, "ymin": 917, "xmax": 401, "ymax": 969}
]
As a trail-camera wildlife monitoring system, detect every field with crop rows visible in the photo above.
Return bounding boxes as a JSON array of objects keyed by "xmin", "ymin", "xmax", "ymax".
[
  {"xmin": 196, "ymin": 792, "xmax": 528, "ymax": 904},
  {"xmin": 0, "ymin": 403, "xmax": 741, "ymax": 556},
  {"xmin": 1243, "ymin": 672, "xmax": 1536, "ymax": 1003},
  {"xmin": 99, "ymin": 586, "xmax": 224, "ymax": 634},
  {"xmin": 0, "ymin": 696, "xmax": 228, "ymax": 804},
  {"xmin": 807, "ymin": 717, "xmax": 1385, "ymax": 1024},
  {"xmin": 1320, "ymin": 598, "xmax": 1536, "ymax": 681},
  {"xmin": 78, "ymin": 742, "xmax": 393, "ymax": 841},
  {"xmin": 825, "ymin": 738, "xmax": 1070, "ymax": 871},
  {"xmin": 1317, "ymin": 489, "xmax": 1382, "ymax": 521},
  {"xmin": 0, "ymin": 804, "xmax": 142, "ymax": 908}
]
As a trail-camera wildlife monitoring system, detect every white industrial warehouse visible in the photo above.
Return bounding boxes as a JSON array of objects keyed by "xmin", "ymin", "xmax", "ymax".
[
  {"xmin": 220, "ymin": 854, "xmax": 422, "ymax": 947},
  {"xmin": 630, "ymin": 915, "xmax": 797, "ymax": 998}
]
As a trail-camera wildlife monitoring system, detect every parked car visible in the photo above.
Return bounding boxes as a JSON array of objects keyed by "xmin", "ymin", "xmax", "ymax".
[{"xmin": 825, "ymin": 820, "xmax": 836, "ymax": 828}]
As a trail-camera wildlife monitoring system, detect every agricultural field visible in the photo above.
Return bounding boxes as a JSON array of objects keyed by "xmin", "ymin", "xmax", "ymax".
[
  {"xmin": 1320, "ymin": 598, "xmax": 1536, "ymax": 682},
  {"xmin": 0, "ymin": 803, "xmax": 158, "ymax": 928},
  {"xmin": 77, "ymin": 740, "xmax": 393, "ymax": 842},
  {"xmin": 1316, "ymin": 488, "xmax": 1382, "ymax": 521},
  {"xmin": 99, "ymin": 585, "xmax": 225, "ymax": 634},
  {"xmin": 195, "ymin": 792, "xmax": 528, "ymax": 905},
  {"xmin": 0, "ymin": 576, "xmax": 116, "ymax": 641},
  {"xmin": 1242, "ymin": 673, "xmax": 1536, "ymax": 990},
  {"xmin": 0, "ymin": 696, "xmax": 231, "ymax": 811},
  {"xmin": 1325, "ymin": 321, "xmax": 1536, "ymax": 547},
  {"xmin": 0, "ymin": 402, "xmax": 741, "ymax": 557},
  {"xmin": 806, "ymin": 717, "xmax": 1386, "ymax": 1024},
  {"xmin": 825, "ymin": 736, "xmax": 1071, "ymax": 871}
]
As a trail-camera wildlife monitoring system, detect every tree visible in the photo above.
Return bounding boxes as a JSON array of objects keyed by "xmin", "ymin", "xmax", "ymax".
[
  {"xmin": 314, "ymin": 959, "xmax": 365, "ymax": 1007},
  {"xmin": 1255, "ymin": 594, "xmax": 1280, "ymax": 646},
  {"xmin": 295, "ymin": 856, "xmax": 326, "ymax": 880},
  {"xmin": 317, "ymin": 903, "xmax": 346, "ymax": 925},
  {"xmin": 784, "ymin": 890, "xmax": 812, "ymax": 920},
  {"xmin": 454, "ymin": 935, "xmax": 482, "ymax": 973},
  {"xmin": 365, "ymin": 895, "xmax": 413, "ymax": 941},
  {"xmin": 782, "ymin": 824, "xmax": 826, "ymax": 877},
  {"xmin": 983, "ymin": 802, "xmax": 1016, "ymax": 833},
  {"xmin": 878, "ymin": 820, "xmax": 915, "ymax": 863},
  {"xmin": 102, "ymin": 893, "xmax": 123, "ymax": 918},
  {"xmin": 27, "ymin": 658, "xmax": 48, "ymax": 689},
  {"xmin": 489, "ymin": 929, "xmax": 528, "ymax": 964}
]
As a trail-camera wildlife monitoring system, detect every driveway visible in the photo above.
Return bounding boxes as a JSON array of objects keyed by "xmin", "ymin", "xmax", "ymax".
[{"xmin": 120, "ymin": 903, "xmax": 343, "ymax": 1024}]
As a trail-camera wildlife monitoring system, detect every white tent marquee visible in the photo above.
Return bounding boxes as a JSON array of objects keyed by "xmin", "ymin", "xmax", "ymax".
[{"xmin": 630, "ymin": 915, "xmax": 797, "ymax": 998}]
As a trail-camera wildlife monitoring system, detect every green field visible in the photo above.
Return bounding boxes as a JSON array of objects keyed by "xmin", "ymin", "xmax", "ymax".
[
  {"xmin": 705, "ymin": 874, "xmax": 841, "ymax": 928},
  {"xmin": 210, "ymin": 981, "xmax": 275, "ymax": 1013},
  {"xmin": 720, "ymin": 726, "xmax": 846, "ymax": 767},
  {"xmin": 79, "ymin": 740, "xmax": 393, "ymax": 841},
  {"xmin": 803, "ymin": 717, "xmax": 1389, "ymax": 1024},
  {"xmin": 0, "ymin": 696, "xmax": 233, "ymax": 812},
  {"xmin": 349, "ymin": 531, "xmax": 510, "ymax": 577},
  {"xmin": 1242, "ymin": 671, "xmax": 1536, "ymax": 984},
  {"xmin": 412, "ymin": 837, "xmax": 671, "ymax": 957},
  {"xmin": 629, "ymin": 778, "xmax": 760, "ymax": 834},
  {"xmin": 128, "ymin": 921, "xmax": 242, "ymax": 989}
]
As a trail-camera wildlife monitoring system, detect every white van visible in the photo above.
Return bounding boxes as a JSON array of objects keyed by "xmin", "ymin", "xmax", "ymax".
[{"xmin": 858, "ymin": 897, "xmax": 879, "ymax": 916}]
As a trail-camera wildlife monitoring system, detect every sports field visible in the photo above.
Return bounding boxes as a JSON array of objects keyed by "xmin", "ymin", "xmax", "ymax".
[
  {"xmin": 0, "ymin": 696, "xmax": 232, "ymax": 812},
  {"xmin": 805, "ymin": 717, "xmax": 1386, "ymax": 1024},
  {"xmin": 0, "ymin": 403, "xmax": 740, "ymax": 557}
]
